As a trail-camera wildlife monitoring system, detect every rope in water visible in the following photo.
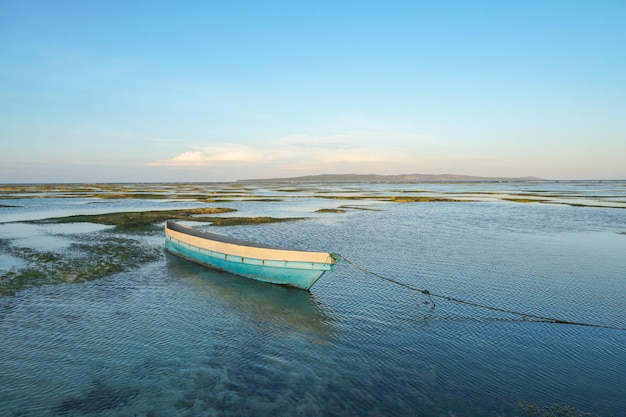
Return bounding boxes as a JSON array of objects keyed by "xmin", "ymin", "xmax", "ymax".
[{"xmin": 332, "ymin": 254, "xmax": 626, "ymax": 331}]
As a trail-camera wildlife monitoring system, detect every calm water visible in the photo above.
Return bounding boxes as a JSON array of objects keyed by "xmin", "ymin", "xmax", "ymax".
[{"xmin": 1, "ymin": 182, "xmax": 625, "ymax": 416}]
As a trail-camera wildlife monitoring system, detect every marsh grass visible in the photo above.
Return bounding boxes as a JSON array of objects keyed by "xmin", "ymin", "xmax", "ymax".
[
  {"xmin": 275, "ymin": 188, "xmax": 314, "ymax": 193},
  {"xmin": 205, "ymin": 216, "xmax": 305, "ymax": 226},
  {"xmin": 339, "ymin": 205, "xmax": 382, "ymax": 211},
  {"xmin": 30, "ymin": 207, "xmax": 305, "ymax": 230},
  {"xmin": 3, "ymin": 183, "xmax": 624, "ymax": 209},
  {"xmin": 85, "ymin": 193, "xmax": 173, "ymax": 200},
  {"xmin": 519, "ymin": 401, "xmax": 597, "ymax": 417},
  {"xmin": 242, "ymin": 198, "xmax": 285, "ymax": 202},
  {"xmin": 56, "ymin": 379, "xmax": 138, "ymax": 414},
  {"xmin": 31, "ymin": 208, "xmax": 237, "ymax": 230},
  {"xmin": 387, "ymin": 196, "xmax": 469, "ymax": 203},
  {"xmin": 502, "ymin": 198, "xmax": 546, "ymax": 203},
  {"xmin": 316, "ymin": 194, "xmax": 471, "ymax": 203},
  {"xmin": 317, "ymin": 195, "xmax": 389, "ymax": 201},
  {"xmin": 0, "ymin": 204, "xmax": 307, "ymax": 294},
  {"xmin": 0, "ymin": 234, "xmax": 162, "ymax": 295},
  {"xmin": 0, "ymin": 183, "xmax": 278, "ymax": 202}
]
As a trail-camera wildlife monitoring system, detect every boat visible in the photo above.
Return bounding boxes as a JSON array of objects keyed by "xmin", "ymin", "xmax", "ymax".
[{"xmin": 164, "ymin": 221, "xmax": 336, "ymax": 290}]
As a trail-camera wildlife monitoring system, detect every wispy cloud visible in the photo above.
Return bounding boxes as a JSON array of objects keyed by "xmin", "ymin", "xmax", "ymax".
[
  {"xmin": 147, "ymin": 131, "xmax": 431, "ymax": 170},
  {"xmin": 153, "ymin": 144, "xmax": 263, "ymax": 166}
]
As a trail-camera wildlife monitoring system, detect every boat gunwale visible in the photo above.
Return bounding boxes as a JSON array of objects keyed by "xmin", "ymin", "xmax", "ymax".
[
  {"xmin": 165, "ymin": 221, "xmax": 335, "ymax": 264},
  {"xmin": 166, "ymin": 220, "xmax": 284, "ymax": 250}
]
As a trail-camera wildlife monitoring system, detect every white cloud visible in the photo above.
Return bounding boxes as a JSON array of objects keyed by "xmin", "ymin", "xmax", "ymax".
[
  {"xmin": 170, "ymin": 151, "xmax": 206, "ymax": 163},
  {"xmin": 148, "ymin": 144, "xmax": 263, "ymax": 166},
  {"xmin": 148, "ymin": 131, "xmax": 430, "ymax": 175}
]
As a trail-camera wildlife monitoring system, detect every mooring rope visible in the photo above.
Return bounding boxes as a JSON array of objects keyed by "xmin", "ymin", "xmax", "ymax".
[{"xmin": 333, "ymin": 254, "xmax": 626, "ymax": 331}]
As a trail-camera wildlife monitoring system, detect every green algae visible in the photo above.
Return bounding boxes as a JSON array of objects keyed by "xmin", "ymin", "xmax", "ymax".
[
  {"xmin": 519, "ymin": 401, "xmax": 597, "ymax": 417},
  {"xmin": 0, "ymin": 183, "xmax": 265, "ymax": 202},
  {"xmin": 85, "ymin": 193, "xmax": 173, "ymax": 200},
  {"xmin": 4, "ymin": 183, "xmax": 625, "ymax": 210},
  {"xmin": 339, "ymin": 205, "xmax": 382, "ymax": 211},
  {"xmin": 5, "ymin": 182, "xmax": 622, "ymax": 209},
  {"xmin": 316, "ymin": 194, "xmax": 470, "ymax": 203},
  {"xmin": 0, "ymin": 208, "xmax": 304, "ymax": 295},
  {"xmin": 387, "ymin": 196, "xmax": 468, "ymax": 203},
  {"xmin": 502, "ymin": 198, "xmax": 544, "ymax": 203},
  {"xmin": 29, "ymin": 207, "xmax": 305, "ymax": 230},
  {"xmin": 56, "ymin": 380, "xmax": 138, "ymax": 414},
  {"xmin": 32, "ymin": 208, "xmax": 237, "ymax": 230},
  {"xmin": 317, "ymin": 205, "xmax": 384, "ymax": 212},
  {"xmin": 204, "ymin": 216, "xmax": 304, "ymax": 226},
  {"xmin": 275, "ymin": 188, "xmax": 313, "ymax": 193},
  {"xmin": 0, "ymin": 234, "xmax": 161, "ymax": 295},
  {"xmin": 238, "ymin": 198, "xmax": 285, "ymax": 202},
  {"xmin": 545, "ymin": 201, "xmax": 626, "ymax": 209},
  {"xmin": 317, "ymin": 195, "xmax": 389, "ymax": 201}
]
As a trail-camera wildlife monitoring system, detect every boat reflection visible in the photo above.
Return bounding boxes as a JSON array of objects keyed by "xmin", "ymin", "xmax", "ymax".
[{"xmin": 165, "ymin": 254, "xmax": 335, "ymax": 340}]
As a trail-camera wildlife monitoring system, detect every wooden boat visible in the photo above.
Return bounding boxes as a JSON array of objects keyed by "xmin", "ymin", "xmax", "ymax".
[{"xmin": 164, "ymin": 221, "xmax": 336, "ymax": 290}]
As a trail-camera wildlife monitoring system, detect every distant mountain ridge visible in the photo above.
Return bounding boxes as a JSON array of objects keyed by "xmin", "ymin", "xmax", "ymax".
[{"xmin": 238, "ymin": 173, "xmax": 547, "ymax": 183}]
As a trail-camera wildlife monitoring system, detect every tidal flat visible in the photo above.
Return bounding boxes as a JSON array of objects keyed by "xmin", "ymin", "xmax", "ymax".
[{"xmin": 1, "ymin": 181, "xmax": 625, "ymax": 416}]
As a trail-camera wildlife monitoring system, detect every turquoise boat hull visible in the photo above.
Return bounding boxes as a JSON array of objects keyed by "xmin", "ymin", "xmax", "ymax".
[{"xmin": 165, "ymin": 221, "xmax": 335, "ymax": 290}]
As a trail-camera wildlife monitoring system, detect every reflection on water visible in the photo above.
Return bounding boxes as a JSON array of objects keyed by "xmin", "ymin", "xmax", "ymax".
[
  {"xmin": 165, "ymin": 254, "xmax": 334, "ymax": 340},
  {"xmin": 0, "ymin": 222, "xmax": 113, "ymax": 255},
  {"xmin": 1, "ymin": 182, "xmax": 625, "ymax": 416},
  {"xmin": 0, "ymin": 253, "xmax": 24, "ymax": 271}
]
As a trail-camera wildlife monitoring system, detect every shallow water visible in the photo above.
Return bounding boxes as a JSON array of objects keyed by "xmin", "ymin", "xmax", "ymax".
[{"xmin": 1, "ymin": 182, "xmax": 625, "ymax": 416}]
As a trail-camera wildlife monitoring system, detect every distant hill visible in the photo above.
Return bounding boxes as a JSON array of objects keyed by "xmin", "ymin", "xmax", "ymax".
[{"xmin": 238, "ymin": 173, "xmax": 547, "ymax": 183}]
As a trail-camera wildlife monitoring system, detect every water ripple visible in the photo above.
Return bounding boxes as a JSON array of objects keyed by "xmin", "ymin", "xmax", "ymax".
[{"xmin": 1, "ymin": 187, "xmax": 625, "ymax": 416}]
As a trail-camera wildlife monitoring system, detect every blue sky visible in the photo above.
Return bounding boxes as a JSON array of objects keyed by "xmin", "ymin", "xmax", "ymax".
[{"xmin": 1, "ymin": 0, "xmax": 625, "ymax": 182}]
